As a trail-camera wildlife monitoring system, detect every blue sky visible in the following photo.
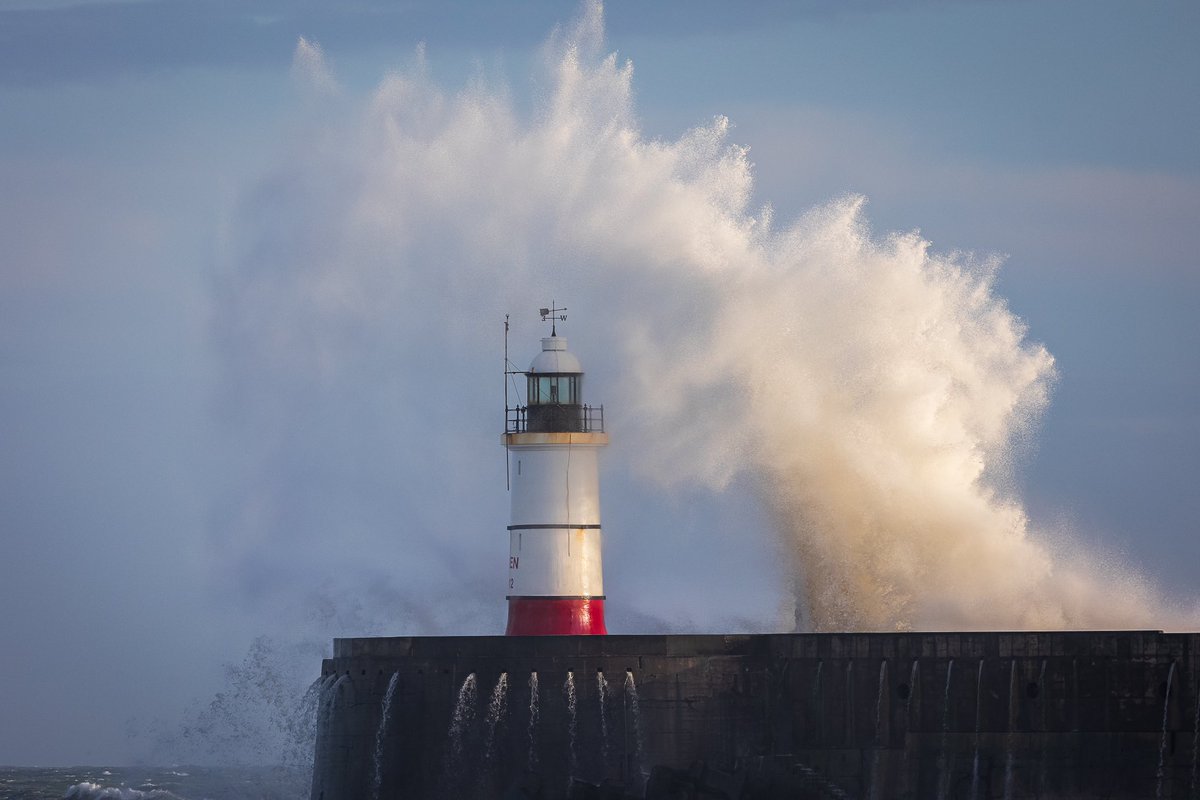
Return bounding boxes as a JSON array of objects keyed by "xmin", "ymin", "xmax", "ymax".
[{"xmin": 1, "ymin": 0, "xmax": 1197, "ymax": 765}]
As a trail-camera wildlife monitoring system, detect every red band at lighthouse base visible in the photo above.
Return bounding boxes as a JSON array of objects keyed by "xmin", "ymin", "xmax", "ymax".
[{"xmin": 505, "ymin": 596, "xmax": 607, "ymax": 636}]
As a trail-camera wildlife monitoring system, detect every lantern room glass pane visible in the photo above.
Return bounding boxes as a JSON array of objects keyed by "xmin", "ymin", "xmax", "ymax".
[
  {"xmin": 528, "ymin": 375, "xmax": 550, "ymax": 405},
  {"xmin": 527, "ymin": 374, "xmax": 580, "ymax": 405}
]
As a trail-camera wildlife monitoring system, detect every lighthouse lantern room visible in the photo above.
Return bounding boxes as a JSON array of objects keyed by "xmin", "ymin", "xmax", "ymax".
[{"xmin": 503, "ymin": 306, "xmax": 609, "ymax": 635}]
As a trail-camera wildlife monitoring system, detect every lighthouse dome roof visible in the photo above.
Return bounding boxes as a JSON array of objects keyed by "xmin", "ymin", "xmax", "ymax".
[{"xmin": 530, "ymin": 336, "xmax": 582, "ymax": 374}]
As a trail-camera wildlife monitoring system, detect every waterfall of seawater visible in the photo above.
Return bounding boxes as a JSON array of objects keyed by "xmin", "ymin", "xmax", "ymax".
[
  {"xmin": 319, "ymin": 674, "xmax": 348, "ymax": 738},
  {"xmin": 970, "ymin": 659, "xmax": 984, "ymax": 800},
  {"xmin": 844, "ymin": 661, "xmax": 854, "ymax": 747},
  {"xmin": 812, "ymin": 660, "xmax": 824, "ymax": 718},
  {"xmin": 476, "ymin": 672, "xmax": 509, "ymax": 796},
  {"xmin": 482, "ymin": 672, "xmax": 509, "ymax": 763},
  {"xmin": 1158, "ymin": 662, "xmax": 1176, "ymax": 800},
  {"xmin": 903, "ymin": 660, "xmax": 920, "ymax": 795},
  {"xmin": 296, "ymin": 675, "xmax": 324, "ymax": 758},
  {"xmin": 443, "ymin": 672, "xmax": 477, "ymax": 794},
  {"xmin": 869, "ymin": 661, "xmax": 888, "ymax": 800},
  {"xmin": 875, "ymin": 661, "xmax": 888, "ymax": 743},
  {"xmin": 299, "ymin": 675, "xmax": 324, "ymax": 729},
  {"xmin": 313, "ymin": 673, "xmax": 349, "ymax": 792},
  {"xmin": 906, "ymin": 660, "xmax": 919, "ymax": 723},
  {"xmin": 1191, "ymin": 679, "xmax": 1199, "ymax": 800},
  {"xmin": 371, "ymin": 671, "xmax": 400, "ymax": 800},
  {"xmin": 1037, "ymin": 659, "xmax": 1048, "ymax": 795},
  {"xmin": 369, "ymin": 671, "xmax": 398, "ymax": 800},
  {"xmin": 597, "ymin": 670, "xmax": 611, "ymax": 773},
  {"xmin": 937, "ymin": 659, "xmax": 955, "ymax": 800},
  {"xmin": 1038, "ymin": 661, "xmax": 1047, "ymax": 714},
  {"xmin": 625, "ymin": 670, "xmax": 647, "ymax": 792},
  {"xmin": 1003, "ymin": 660, "xmax": 1018, "ymax": 800},
  {"xmin": 565, "ymin": 671, "xmax": 578, "ymax": 777},
  {"xmin": 527, "ymin": 671, "xmax": 539, "ymax": 772},
  {"xmin": 308, "ymin": 674, "xmax": 337, "ymax": 778}
]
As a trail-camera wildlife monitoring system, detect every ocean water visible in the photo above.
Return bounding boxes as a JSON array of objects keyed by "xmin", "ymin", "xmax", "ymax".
[{"xmin": 0, "ymin": 766, "xmax": 307, "ymax": 800}]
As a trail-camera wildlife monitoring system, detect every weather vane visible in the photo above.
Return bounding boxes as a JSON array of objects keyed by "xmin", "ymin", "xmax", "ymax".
[{"xmin": 539, "ymin": 301, "xmax": 567, "ymax": 336}]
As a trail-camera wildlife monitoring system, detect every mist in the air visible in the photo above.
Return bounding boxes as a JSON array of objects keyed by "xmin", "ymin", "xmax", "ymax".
[{"xmin": 207, "ymin": 1, "xmax": 1197, "ymax": 646}]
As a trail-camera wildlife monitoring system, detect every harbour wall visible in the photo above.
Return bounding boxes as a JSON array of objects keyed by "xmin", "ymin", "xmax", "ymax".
[{"xmin": 310, "ymin": 631, "xmax": 1200, "ymax": 799}]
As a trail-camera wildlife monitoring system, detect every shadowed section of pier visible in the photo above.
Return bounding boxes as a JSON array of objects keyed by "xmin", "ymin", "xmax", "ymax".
[{"xmin": 311, "ymin": 631, "xmax": 1200, "ymax": 800}]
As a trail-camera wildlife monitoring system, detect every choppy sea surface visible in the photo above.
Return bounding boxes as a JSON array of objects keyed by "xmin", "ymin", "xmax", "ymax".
[{"xmin": 0, "ymin": 767, "xmax": 307, "ymax": 800}]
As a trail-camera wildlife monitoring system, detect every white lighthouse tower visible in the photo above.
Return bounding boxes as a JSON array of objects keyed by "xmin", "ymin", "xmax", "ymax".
[{"xmin": 503, "ymin": 306, "xmax": 608, "ymax": 635}]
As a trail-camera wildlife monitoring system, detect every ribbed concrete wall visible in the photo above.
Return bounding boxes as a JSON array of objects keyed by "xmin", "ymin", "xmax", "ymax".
[{"xmin": 310, "ymin": 631, "xmax": 1200, "ymax": 799}]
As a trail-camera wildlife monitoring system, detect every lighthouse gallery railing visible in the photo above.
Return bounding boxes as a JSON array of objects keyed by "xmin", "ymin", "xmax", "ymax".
[{"xmin": 505, "ymin": 404, "xmax": 604, "ymax": 434}]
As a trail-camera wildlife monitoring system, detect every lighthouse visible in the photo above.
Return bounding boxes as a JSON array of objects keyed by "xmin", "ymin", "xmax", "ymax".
[{"xmin": 503, "ymin": 306, "xmax": 608, "ymax": 635}]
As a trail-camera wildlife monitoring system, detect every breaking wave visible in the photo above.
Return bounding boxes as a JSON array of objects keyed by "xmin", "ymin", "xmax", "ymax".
[
  {"xmin": 214, "ymin": 1, "xmax": 1197, "ymax": 632},
  {"xmin": 64, "ymin": 784, "xmax": 183, "ymax": 800}
]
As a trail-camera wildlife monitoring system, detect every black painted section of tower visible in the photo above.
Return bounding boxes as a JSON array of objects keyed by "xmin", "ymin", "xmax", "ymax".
[
  {"xmin": 526, "ymin": 402, "xmax": 582, "ymax": 432},
  {"xmin": 310, "ymin": 631, "xmax": 1200, "ymax": 799}
]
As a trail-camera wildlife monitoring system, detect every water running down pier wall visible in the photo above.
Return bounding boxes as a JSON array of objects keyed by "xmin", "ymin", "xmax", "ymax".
[{"xmin": 310, "ymin": 631, "xmax": 1200, "ymax": 799}]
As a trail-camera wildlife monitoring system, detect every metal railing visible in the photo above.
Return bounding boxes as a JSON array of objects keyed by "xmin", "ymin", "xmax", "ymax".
[{"xmin": 505, "ymin": 404, "xmax": 604, "ymax": 434}]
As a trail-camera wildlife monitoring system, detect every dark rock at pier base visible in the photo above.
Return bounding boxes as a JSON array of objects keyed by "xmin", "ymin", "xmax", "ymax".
[{"xmin": 310, "ymin": 631, "xmax": 1199, "ymax": 799}]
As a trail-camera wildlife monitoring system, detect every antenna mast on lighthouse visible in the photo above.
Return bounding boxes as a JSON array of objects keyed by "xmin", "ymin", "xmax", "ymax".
[{"xmin": 501, "ymin": 305, "xmax": 609, "ymax": 635}]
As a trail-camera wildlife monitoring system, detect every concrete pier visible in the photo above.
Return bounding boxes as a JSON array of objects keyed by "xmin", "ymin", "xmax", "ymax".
[{"xmin": 310, "ymin": 631, "xmax": 1199, "ymax": 799}]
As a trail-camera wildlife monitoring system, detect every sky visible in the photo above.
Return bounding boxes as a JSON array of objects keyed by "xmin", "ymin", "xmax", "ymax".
[{"xmin": 1, "ymin": 0, "xmax": 1198, "ymax": 767}]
